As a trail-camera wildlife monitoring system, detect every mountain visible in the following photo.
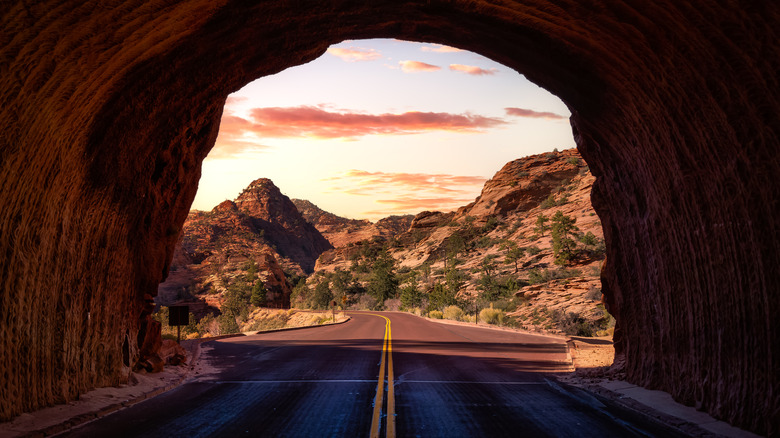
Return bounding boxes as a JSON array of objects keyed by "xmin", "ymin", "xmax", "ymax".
[
  {"xmin": 292, "ymin": 199, "xmax": 414, "ymax": 248},
  {"xmin": 157, "ymin": 178, "xmax": 332, "ymax": 311},
  {"xmin": 312, "ymin": 148, "xmax": 610, "ymax": 336},
  {"xmin": 159, "ymin": 148, "xmax": 610, "ymax": 338}
]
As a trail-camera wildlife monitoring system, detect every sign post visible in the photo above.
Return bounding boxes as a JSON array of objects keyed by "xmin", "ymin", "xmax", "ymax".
[
  {"xmin": 331, "ymin": 300, "xmax": 337, "ymax": 324},
  {"xmin": 168, "ymin": 305, "xmax": 189, "ymax": 343}
]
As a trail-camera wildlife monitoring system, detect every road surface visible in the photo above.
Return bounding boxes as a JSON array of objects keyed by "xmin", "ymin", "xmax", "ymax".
[{"xmin": 62, "ymin": 312, "xmax": 682, "ymax": 437}]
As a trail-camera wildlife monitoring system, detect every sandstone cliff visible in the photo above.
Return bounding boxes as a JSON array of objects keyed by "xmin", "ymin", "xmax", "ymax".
[
  {"xmin": 314, "ymin": 149, "xmax": 608, "ymax": 335},
  {"xmin": 1, "ymin": 1, "xmax": 776, "ymax": 434},
  {"xmin": 157, "ymin": 178, "xmax": 332, "ymax": 312},
  {"xmin": 292, "ymin": 198, "xmax": 413, "ymax": 248}
]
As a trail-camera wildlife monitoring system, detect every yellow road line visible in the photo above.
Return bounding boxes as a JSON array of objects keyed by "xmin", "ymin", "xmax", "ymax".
[
  {"xmin": 386, "ymin": 319, "xmax": 395, "ymax": 437},
  {"xmin": 368, "ymin": 314, "xmax": 395, "ymax": 438}
]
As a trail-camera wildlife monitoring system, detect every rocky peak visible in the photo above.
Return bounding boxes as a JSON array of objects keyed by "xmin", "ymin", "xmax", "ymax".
[
  {"xmin": 291, "ymin": 199, "xmax": 413, "ymax": 248},
  {"xmin": 457, "ymin": 149, "xmax": 584, "ymax": 219}
]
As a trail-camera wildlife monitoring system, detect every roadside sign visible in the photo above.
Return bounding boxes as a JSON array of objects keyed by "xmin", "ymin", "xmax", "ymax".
[{"xmin": 169, "ymin": 305, "xmax": 189, "ymax": 326}]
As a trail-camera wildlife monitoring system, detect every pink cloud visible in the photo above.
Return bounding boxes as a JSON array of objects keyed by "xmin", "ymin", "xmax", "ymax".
[
  {"xmin": 505, "ymin": 107, "xmax": 566, "ymax": 120},
  {"xmin": 209, "ymin": 111, "xmax": 273, "ymax": 158},
  {"xmin": 399, "ymin": 60, "xmax": 441, "ymax": 73},
  {"xmin": 421, "ymin": 44, "xmax": 463, "ymax": 53},
  {"xmin": 224, "ymin": 95, "xmax": 248, "ymax": 106},
  {"xmin": 237, "ymin": 106, "xmax": 506, "ymax": 139},
  {"xmin": 449, "ymin": 64, "xmax": 498, "ymax": 76},
  {"xmin": 326, "ymin": 47, "xmax": 382, "ymax": 62},
  {"xmin": 323, "ymin": 170, "xmax": 486, "ymax": 217}
]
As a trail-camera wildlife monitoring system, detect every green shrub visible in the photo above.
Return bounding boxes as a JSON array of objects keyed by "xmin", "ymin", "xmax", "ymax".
[
  {"xmin": 429, "ymin": 310, "xmax": 444, "ymax": 319},
  {"xmin": 526, "ymin": 246, "xmax": 542, "ymax": 256},
  {"xmin": 443, "ymin": 305, "xmax": 465, "ymax": 321},
  {"xmin": 479, "ymin": 307, "xmax": 505, "ymax": 325}
]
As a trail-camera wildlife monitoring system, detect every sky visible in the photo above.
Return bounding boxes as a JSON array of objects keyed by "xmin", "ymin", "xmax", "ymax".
[{"xmin": 192, "ymin": 39, "xmax": 575, "ymax": 221}]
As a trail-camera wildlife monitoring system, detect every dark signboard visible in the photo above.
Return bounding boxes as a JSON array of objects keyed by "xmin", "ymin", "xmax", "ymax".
[{"xmin": 169, "ymin": 305, "xmax": 189, "ymax": 326}]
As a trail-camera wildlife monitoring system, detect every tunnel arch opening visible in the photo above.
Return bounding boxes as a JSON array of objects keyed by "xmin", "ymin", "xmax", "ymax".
[
  {"xmin": 1, "ymin": 2, "xmax": 776, "ymax": 435},
  {"xmin": 159, "ymin": 37, "xmax": 610, "ymax": 341}
]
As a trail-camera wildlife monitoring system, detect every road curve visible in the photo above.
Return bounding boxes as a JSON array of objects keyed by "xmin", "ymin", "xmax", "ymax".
[{"xmin": 62, "ymin": 312, "xmax": 684, "ymax": 437}]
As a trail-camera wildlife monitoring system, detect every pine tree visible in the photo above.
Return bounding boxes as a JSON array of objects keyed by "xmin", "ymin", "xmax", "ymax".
[
  {"xmin": 534, "ymin": 213, "xmax": 550, "ymax": 236},
  {"xmin": 550, "ymin": 211, "xmax": 579, "ymax": 265},
  {"xmin": 250, "ymin": 280, "xmax": 267, "ymax": 307},
  {"xmin": 367, "ymin": 248, "xmax": 398, "ymax": 302},
  {"xmin": 399, "ymin": 283, "xmax": 423, "ymax": 309},
  {"xmin": 313, "ymin": 280, "xmax": 334, "ymax": 309}
]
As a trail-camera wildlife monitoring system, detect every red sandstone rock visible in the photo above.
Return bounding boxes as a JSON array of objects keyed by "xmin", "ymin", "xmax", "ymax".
[
  {"xmin": 293, "ymin": 199, "xmax": 414, "ymax": 248},
  {"xmin": 160, "ymin": 340, "xmax": 187, "ymax": 366},
  {"xmin": 0, "ymin": 1, "xmax": 777, "ymax": 435}
]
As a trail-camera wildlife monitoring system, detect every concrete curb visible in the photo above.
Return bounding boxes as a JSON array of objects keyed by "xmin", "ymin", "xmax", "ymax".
[
  {"xmin": 241, "ymin": 315, "xmax": 351, "ymax": 336},
  {"xmin": 556, "ymin": 379, "xmax": 762, "ymax": 438}
]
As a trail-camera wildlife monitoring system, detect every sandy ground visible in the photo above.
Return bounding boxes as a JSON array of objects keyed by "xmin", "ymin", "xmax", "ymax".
[{"xmin": 568, "ymin": 336, "xmax": 616, "ymax": 370}]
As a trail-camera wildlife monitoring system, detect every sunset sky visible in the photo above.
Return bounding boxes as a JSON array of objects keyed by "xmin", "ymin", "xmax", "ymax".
[{"xmin": 192, "ymin": 39, "xmax": 575, "ymax": 221}]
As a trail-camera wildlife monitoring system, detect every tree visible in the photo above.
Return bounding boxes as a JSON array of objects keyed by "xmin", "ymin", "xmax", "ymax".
[
  {"xmin": 427, "ymin": 282, "xmax": 458, "ymax": 311},
  {"xmin": 477, "ymin": 274, "xmax": 502, "ymax": 302},
  {"xmin": 502, "ymin": 241, "xmax": 526, "ymax": 273},
  {"xmin": 250, "ymin": 280, "xmax": 267, "ymax": 307},
  {"xmin": 223, "ymin": 284, "xmax": 250, "ymax": 321},
  {"xmin": 551, "ymin": 211, "xmax": 579, "ymax": 265},
  {"xmin": 312, "ymin": 280, "xmax": 334, "ymax": 309},
  {"xmin": 329, "ymin": 268, "xmax": 351, "ymax": 304},
  {"xmin": 245, "ymin": 260, "xmax": 259, "ymax": 282},
  {"xmin": 217, "ymin": 312, "xmax": 240, "ymax": 335},
  {"xmin": 446, "ymin": 232, "xmax": 466, "ymax": 259},
  {"xmin": 443, "ymin": 265, "xmax": 467, "ymax": 305},
  {"xmin": 367, "ymin": 248, "xmax": 398, "ymax": 302},
  {"xmin": 399, "ymin": 283, "xmax": 423, "ymax": 309},
  {"xmin": 534, "ymin": 213, "xmax": 550, "ymax": 236},
  {"xmin": 290, "ymin": 279, "xmax": 310, "ymax": 308},
  {"xmin": 480, "ymin": 254, "xmax": 498, "ymax": 276}
]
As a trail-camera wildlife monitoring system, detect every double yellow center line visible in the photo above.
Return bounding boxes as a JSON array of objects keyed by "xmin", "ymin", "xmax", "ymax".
[{"xmin": 369, "ymin": 314, "xmax": 395, "ymax": 438}]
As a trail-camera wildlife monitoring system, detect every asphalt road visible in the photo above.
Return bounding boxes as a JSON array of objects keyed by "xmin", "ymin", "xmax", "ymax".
[{"xmin": 62, "ymin": 312, "xmax": 682, "ymax": 437}]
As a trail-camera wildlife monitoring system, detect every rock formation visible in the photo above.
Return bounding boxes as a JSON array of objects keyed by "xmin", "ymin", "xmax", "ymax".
[
  {"xmin": 0, "ymin": 1, "xmax": 777, "ymax": 434},
  {"xmin": 158, "ymin": 178, "xmax": 332, "ymax": 310},
  {"xmin": 233, "ymin": 179, "xmax": 332, "ymax": 273},
  {"xmin": 293, "ymin": 198, "xmax": 414, "ymax": 248},
  {"xmin": 314, "ymin": 150, "xmax": 605, "ymax": 305}
]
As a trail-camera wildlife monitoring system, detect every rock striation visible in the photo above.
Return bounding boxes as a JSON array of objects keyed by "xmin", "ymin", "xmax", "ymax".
[
  {"xmin": 0, "ymin": 1, "xmax": 777, "ymax": 435},
  {"xmin": 158, "ymin": 178, "xmax": 332, "ymax": 310},
  {"xmin": 233, "ymin": 179, "xmax": 332, "ymax": 273}
]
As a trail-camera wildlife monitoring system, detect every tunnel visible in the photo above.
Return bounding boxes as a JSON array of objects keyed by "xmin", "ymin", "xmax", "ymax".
[{"xmin": 0, "ymin": 1, "xmax": 778, "ymax": 435}]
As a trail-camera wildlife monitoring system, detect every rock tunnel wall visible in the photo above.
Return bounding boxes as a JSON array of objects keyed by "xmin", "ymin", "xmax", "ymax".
[{"xmin": 1, "ymin": 1, "xmax": 777, "ymax": 434}]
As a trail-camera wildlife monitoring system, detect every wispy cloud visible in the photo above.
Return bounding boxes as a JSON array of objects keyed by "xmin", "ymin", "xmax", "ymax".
[
  {"xmin": 449, "ymin": 64, "xmax": 499, "ymax": 76},
  {"xmin": 221, "ymin": 105, "xmax": 507, "ymax": 140},
  {"xmin": 399, "ymin": 60, "xmax": 441, "ymax": 73},
  {"xmin": 210, "ymin": 108, "xmax": 273, "ymax": 158},
  {"xmin": 421, "ymin": 44, "xmax": 463, "ymax": 53},
  {"xmin": 505, "ymin": 107, "xmax": 566, "ymax": 120},
  {"xmin": 326, "ymin": 47, "xmax": 382, "ymax": 62},
  {"xmin": 324, "ymin": 170, "xmax": 486, "ymax": 216}
]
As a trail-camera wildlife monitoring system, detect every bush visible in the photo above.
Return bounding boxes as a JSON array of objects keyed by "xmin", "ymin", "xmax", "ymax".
[
  {"xmin": 526, "ymin": 246, "xmax": 542, "ymax": 256},
  {"xmin": 429, "ymin": 310, "xmax": 444, "ymax": 319},
  {"xmin": 586, "ymin": 287, "xmax": 602, "ymax": 301},
  {"xmin": 550, "ymin": 309, "xmax": 593, "ymax": 336},
  {"xmin": 480, "ymin": 307, "xmax": 505, "ymax": 325},
  {"xmin": 354, "ymin": 294, "xmax": 380, "ymax": 310},
  {"xmin": 384, "ymin": 298, "xmax": 401, "ymax": 312},
  {"xmin": 443, "ymin": 305, "xmax": 465, "ymax": 321}
]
